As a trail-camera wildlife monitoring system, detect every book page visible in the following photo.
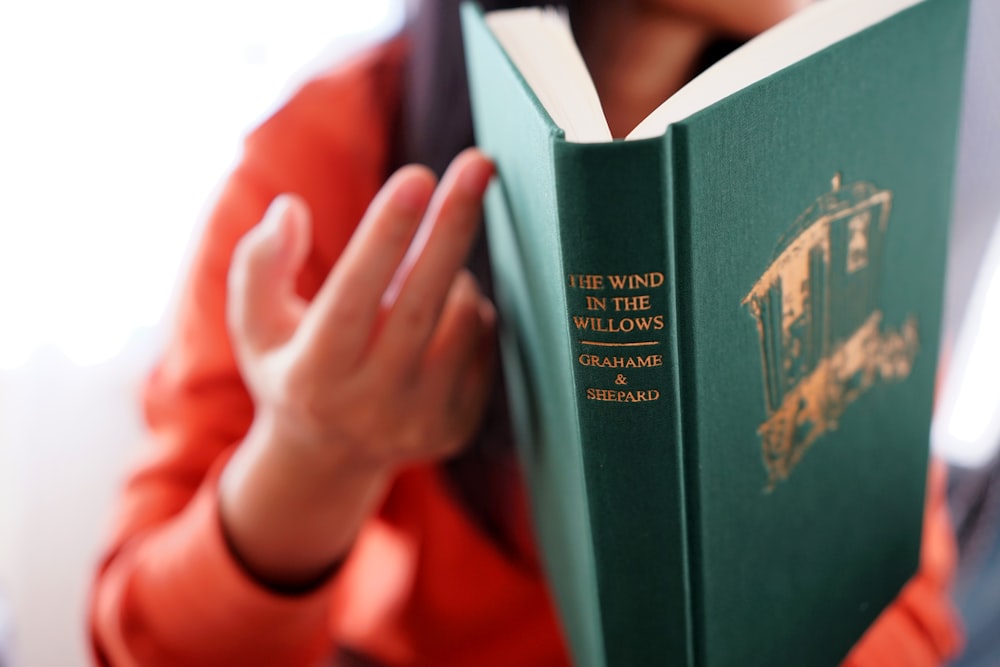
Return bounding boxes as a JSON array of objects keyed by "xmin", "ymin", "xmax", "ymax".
[
  {"xmin": 484, "ymin": 0, "xmax": 924, "ymax": 142},
  {"xmin": 628, "ymin": 0, "xmax": 924, "ymax": 139},
  {"xmin": 486, "ymin": 8, "xmax": 612, "ymax": 142}
]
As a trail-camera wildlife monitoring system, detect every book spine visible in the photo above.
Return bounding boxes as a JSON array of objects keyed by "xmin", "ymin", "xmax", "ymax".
[
  {"xmin": 552, "ymin": 137, "xmax": 693, "ymax": 666},
  {"xmin": 666, "ymin": 123, "xmax": 703, "ymax": 666}
]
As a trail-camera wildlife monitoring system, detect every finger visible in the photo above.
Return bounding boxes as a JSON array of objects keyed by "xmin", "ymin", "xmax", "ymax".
[
  {"xmin": 411, "ymin": 283, "xmax": 497, "ymax": 461},
  {"xmin": 452, "ymin": 295, "xmax": 497, "ymax": 415},
  {"xmin": 228, "ymin": 194, "xmax": 312, "ymax": 355},
  {"xmin": 443, "ymin": 301, "xmax": 498, "ymax": 456},
  {"xmin": 299, "ymin": 166, "xmax": 436, "ymax": 371},
  {"xmin": 371, "ymin": 148, "xmax": 494, "ymax": 372},
  {"xmin": 414, "ymin": 270, "xmax": 486, "ymax": 392}
]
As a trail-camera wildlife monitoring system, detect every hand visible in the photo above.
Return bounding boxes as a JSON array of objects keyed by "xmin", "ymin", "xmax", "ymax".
[
  {"xmin": 218, "ymin": 148, "xmax": 496, "ymax": 587},
  {"xmin": 229, "ymin": 148, "xmax": 496, "ymax": 470}
]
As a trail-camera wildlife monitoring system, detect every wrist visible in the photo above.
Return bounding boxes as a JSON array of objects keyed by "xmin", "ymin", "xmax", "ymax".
[
  {"xmin": 246, "ymin": 405, "xmax": 402, "ymax": 488},
  {"xmin": 218, "ymin": 413, "xmax": 393, "ymax": 589}
]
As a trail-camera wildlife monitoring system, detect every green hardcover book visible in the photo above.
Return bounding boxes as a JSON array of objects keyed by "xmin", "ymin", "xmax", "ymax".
[{"xmin": 460, "ymin": 1, "xmax": 969, "ymax": 665}]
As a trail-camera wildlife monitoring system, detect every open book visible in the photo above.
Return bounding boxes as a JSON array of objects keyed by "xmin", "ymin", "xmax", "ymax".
[
  {"xmin": 486, "ymin": 0, "xmax": 926, "ymax": 142},
  {"xmin": 461, "ymin": 1, "xmax": 970, "ymax": 665}
]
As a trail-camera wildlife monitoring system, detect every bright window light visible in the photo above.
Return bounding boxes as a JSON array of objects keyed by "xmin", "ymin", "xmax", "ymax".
[
  {"xmin": 947, "ymin": 267, "xmax": 1000, "ymax": 443},
  {"xmin": 934, "ymin": 213, "xmax": 1000, "ymax": 467},
  {"xmin": 0, "ymin": 0, "xmax": 402, "ymax": 368}
]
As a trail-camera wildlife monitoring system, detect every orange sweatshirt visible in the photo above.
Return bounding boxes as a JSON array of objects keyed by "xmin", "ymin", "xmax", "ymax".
[{"xmin": 90, "ymin": 40, "xmax": 963, "ymax": 667}]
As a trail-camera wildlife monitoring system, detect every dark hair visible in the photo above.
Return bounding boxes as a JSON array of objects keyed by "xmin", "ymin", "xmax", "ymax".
[
  {"xmin": 400, "ymin": 0, "xmax": 574, "ymax": 176},
  {"xmin": 398, "ymin": 0, "xmax": 566, "ymax": 557}
]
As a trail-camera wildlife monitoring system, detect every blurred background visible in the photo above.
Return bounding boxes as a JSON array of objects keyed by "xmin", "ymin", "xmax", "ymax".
[
  {"xmin": 0, "ymin": 2, "xmax": 402, "ymax": 665},
  {"xmin": 0, "ymin": 1, "xmax": 996, "ymax": 666}
]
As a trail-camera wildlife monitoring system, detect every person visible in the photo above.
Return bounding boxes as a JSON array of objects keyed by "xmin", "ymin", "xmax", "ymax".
[{"xmin": 89, "ymin": 1, "xmax": 964, "ymax": 665}]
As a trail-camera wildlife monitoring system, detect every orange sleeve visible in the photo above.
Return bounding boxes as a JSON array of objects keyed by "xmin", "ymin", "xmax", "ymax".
[
  {"xmin": 89, "ymin": 42, "xmax": 404, "ymax": 667},
  {"xmin": 843, "ymin": 460, "xmax": 964, "ymax": 667}
]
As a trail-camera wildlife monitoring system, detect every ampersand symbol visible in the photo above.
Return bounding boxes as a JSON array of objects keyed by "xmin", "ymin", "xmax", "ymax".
[{"xmin": 615, "ymin": 374, "xmax": 627, "ymax": 385}]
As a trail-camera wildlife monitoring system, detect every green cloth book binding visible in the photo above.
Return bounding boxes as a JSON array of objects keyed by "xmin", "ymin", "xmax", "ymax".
[{"xmin": 460, "ymin": 1, "xmax": 970, "ymax": 665}]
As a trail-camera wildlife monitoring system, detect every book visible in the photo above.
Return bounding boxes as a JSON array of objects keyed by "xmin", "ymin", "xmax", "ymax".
[{"xmin": 460, "ymin": 1, "xmax": 970, "ymax": 666}]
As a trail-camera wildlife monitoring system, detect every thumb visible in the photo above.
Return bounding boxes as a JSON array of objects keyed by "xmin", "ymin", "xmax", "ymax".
[{"xmin": 228, "ymin": 194, "xmax": 312, "ymax": 355}]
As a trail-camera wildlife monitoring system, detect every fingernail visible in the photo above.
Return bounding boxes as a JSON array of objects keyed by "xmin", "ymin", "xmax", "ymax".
[
  {"xmin": 258, "ymin": 196, "xmax": 297, "ymax": 260},
  {"xmin": 480, "ymin": 298, "xmax": 497, "ymax": 327},
  {"xmin": 395, "ymin": 176, "xmax": 432, "ymax": 214},
  {"xmin": 261, "ymin": 195, "xmax": 292, "ymax": 235},
  {"xmin": 457, "ymin": 156, "xmax": 495, "ymax": 198}
]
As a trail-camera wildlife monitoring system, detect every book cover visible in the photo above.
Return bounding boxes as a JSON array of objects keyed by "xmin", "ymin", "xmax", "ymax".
[{"xmin": 461, "ymin": 1, "xmax": 970, "ymax": 665}]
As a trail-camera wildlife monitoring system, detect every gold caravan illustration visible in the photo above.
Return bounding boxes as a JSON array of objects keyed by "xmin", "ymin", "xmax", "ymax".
[{"xmin": 743, "ymin": 175, "xmax": 918, "ymax": 490}]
